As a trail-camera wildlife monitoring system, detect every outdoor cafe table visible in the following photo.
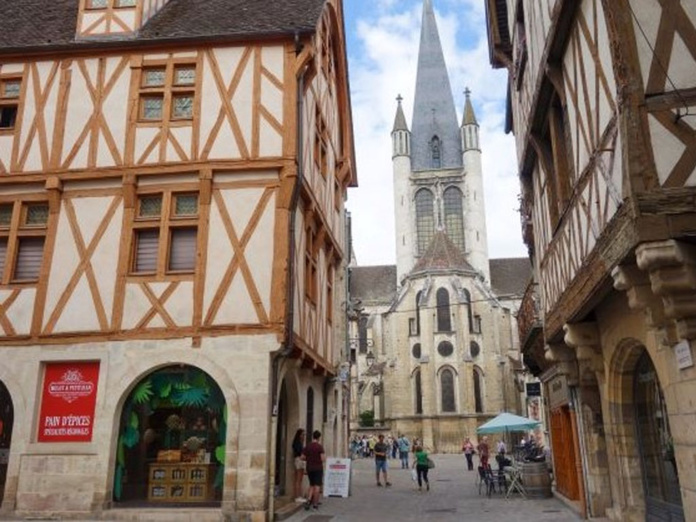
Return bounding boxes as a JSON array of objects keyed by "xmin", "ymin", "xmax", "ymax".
[{"xmin": 503, "ymin": 462, "xmax": 527, "ymax": 499}]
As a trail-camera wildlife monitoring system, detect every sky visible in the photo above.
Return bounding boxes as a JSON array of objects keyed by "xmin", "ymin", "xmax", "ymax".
[{"xmin": 342, "ymin": 0, "xmax": 527, "ymax": 266}]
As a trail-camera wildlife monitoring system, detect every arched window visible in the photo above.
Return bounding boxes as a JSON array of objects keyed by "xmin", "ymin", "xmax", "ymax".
[
  {"xmin": 473, "ymin": 368, "xmax": 483, "ymax": 413},
  {"xmin": 415, "ymin": 189, "xmax": 435, "ymax": 255},
  {"xmin": 414, "ymin": 369, "xmax": 423, "ymax": 414},
  {"xmin": 441, "ymin": 368, "xmax": 456, "ymax": 412},
  {"xmin": 306, "ymin": 387, "xmax": 314, "ymax": 437},
  {"xmin": 415, "ymin": 291, "xmax": 422, "ymax": 335},
  {"xmin": 430, "ymin": 136, "xmax": 441, "ymax": 168},
  {"xmin": 436, "ymin": 287, "xmax": 451, "ymax": 332},
  {"xmin": 463, "ymin": 289, "xmax": 473, "ymax": 332},
  {"xmin": 412, "ymin": 343, "xmax": 422, "ymax": 359},
  {"xmin": 443, "ymin": 187, "xmax": 465, "ymax": 251}
]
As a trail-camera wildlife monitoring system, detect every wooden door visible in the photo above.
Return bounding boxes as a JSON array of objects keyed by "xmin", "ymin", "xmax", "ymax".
[{"xmin": 550, "ymin": 406, "xmax": 579, "ymax": 500}]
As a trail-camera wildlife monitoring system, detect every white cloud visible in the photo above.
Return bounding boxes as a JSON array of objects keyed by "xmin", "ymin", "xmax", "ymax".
[{"xmin": 346, "ymin": 0, "xmax": 527, "ymax": 266}]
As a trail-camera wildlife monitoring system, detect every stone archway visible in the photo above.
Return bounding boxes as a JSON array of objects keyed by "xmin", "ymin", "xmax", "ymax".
[
  {"xmin": 112, "ymin": 365, "xmax": 227, "ymax": 506},
  {"xmin": 0, "ymin": 381, "xmax": 13, "ymax": 505},
  {"xmin": 607, "ymin": 339, "xmax": 683, "ymax": 521},
  {"xmin": 275, "ymin": 366, "xmax": 301, "ymax": 500}
]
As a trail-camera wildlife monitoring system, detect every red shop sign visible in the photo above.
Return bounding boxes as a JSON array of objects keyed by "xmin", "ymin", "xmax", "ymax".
[{"xmin": 37, "ymin": 361, "xmax": 100, "ymax": 443}]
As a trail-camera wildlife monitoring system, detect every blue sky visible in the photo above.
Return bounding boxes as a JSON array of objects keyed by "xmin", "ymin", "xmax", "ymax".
[{"xmin": 342, "ymin": 0, "xmax": 527, "ymax": 265}]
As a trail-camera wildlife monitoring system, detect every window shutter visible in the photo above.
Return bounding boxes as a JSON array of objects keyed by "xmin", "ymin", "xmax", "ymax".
[
  {"xmin": 0, "ymin": 238, "xmax": 7, "ymax": 278},
  {"xmin": 168, "ymin": 228, "xmax": 197, "ymax": 271},
  {"xmin": 134, "ymin": 229, "xmax": 159, "ymax": 273},
  {"xmin": 14, "ymin": 237, "xmax": 45, "ymax": 280}
]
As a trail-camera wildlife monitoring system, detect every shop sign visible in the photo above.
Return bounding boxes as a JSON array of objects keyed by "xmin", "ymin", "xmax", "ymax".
[
  {"xmin": 324, "ymin": 457, "xmax": 351, "ymax": 498},
  {"xmin": 674, "ymin": 340, "xmax": 694, "ymax": 370},
  {"xmin": 37, "ymin": 361, "xmax": 100, "ymax": 443},
  {"xmin": 548, "ymin": 374, "xmax": 569, "ymax": 410},
  {"xmin": 526, "ymin": 382, "xmax": 541, "ymax": 397}
]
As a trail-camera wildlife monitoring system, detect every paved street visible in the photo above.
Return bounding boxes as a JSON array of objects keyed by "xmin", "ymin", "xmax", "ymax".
[{"xmin": 285, "ymin": 454, "xmax": 580, "ymax": 522}]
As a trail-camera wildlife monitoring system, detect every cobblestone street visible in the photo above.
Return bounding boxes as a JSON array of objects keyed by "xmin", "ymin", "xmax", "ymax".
[{"xmin": 284, "ymin": 454, "xmax": 580, "ymax": 522}]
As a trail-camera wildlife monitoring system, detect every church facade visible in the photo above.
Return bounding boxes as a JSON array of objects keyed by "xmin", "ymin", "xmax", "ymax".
[{"xmin": 349, "ymin": 0, "xmax": 530, "ymax": 453}]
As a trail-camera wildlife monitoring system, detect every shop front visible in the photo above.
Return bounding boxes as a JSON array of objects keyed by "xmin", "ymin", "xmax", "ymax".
[{"xmin": 113, "ymin": 365, "xmax": 226, "ymax": 506}]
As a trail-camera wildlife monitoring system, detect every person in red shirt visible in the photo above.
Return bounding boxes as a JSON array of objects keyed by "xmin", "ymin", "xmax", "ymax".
[{"xmin": 301, "ymin": 430, "xmax": 325, "ymax": 510}]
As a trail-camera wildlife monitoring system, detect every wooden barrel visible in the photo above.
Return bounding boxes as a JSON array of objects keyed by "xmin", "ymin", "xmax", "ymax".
[{"xmin": 522, "ymin": 461, "xmax": 552, "ymax": 498}]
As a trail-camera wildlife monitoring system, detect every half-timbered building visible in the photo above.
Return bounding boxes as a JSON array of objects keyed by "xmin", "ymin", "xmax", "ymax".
[
  {"xmin": 486, "ymin": 1, "xmax": 696, "ymax": 520},
  {"xmin": 348, "ymin": 0, "xmax": 531, "ymax": 453},
  {"xmin": 0, "ymin": 0, "xmax": 356, "ymax": 520}
]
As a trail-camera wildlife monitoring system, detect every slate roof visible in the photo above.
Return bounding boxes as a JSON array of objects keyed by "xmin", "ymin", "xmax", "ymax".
[
  {"xmin": 0, "ymin": 0, "xmax": 326, "ymax": 52},
  {"xmin": 411, "ymin": 0, "xmax": 462, "ymax": 171},
  {"xmin": 410, "ymin": 230, "xmax": 475, "ymax": 274},
  {"xmin": 349, "ymin": 265, "xmax": 397, "ymax": 305},
  {"xmin": 489, "ymin": 257, "xmax": 531, "ymax": 297}
]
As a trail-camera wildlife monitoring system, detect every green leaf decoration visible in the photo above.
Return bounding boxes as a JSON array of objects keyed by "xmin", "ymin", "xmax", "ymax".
[
  {"xmin": 117, "ymin": 438, "xmax": 125, "ymax": 467},
  {"xmin": 215, "ymin": 444, "xmax": 226, "ymax": 464},
  {"xmin": 171, "ymin": 386, "xmax": 209, "ymax": 407},
  {"xmin": 214, "ymin": 465, "xmax": 224, "ymax": 489},
  {"xmin": 122, "ymin": 425, "xmax": 140, "ymax": 448},
  {"xmin": 129, "ymin": 412, "xmax": 139, "ymax": 430},
  {"xmin": 208, "ymin": 386, "xmax": 225, "ymax": 412},
  {"xmin": 192, "ymin": 372, "xmax": 208, "ymax": 390},
  {"xmin": 114, "ymin": 464, "xmax": 123, "ymax": 500},
  {"xmin": 158, "ymin": 381, "xmax": 172, "ymax": 399},
  {"xmin": 132, "ymin": 379, "xmax": 154, "ymax": 405}
]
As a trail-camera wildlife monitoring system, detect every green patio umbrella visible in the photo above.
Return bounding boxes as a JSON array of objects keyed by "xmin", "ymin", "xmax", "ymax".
[{"xmin": 476, "ymin": 412, "xmax": 540, "ymax": 434}]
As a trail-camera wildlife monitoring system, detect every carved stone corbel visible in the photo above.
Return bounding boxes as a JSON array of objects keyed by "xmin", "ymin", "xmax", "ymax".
[
  {"xmin": 544, "ymin": 342, "xmax": 578, "ymax": 385},
  {"xmin": 564, "ymin": 322, "xmax": 604, "ymax": 382}
]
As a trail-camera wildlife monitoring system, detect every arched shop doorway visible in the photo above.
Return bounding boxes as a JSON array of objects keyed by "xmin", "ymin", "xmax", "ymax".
[
  {"xmin": 0, "ymin": 381, "xmax": 13, "ymax": 504},
  {"xmin": 274, "ymin": 381, "xmax": 288, "ymax": 497},
  {"xmin": 113, "ymin": 365, "xmax": 226, "ymax": 506},
  {"xmin": 634, "ymin": 351, "xmax": 683, "ymax": 521}
]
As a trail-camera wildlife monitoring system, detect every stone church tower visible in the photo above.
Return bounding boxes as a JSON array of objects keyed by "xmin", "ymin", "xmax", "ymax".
[
  {"xmin": 393, "ymin": 0, "xmax": 489, "ymax": 284},
  {"xmin": 349, "ymin": 0, "xmax": 531, "ymax": 452}
]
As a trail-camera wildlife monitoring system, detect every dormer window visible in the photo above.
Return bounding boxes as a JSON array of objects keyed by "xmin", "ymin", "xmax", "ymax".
[
  {"xmin": 0, "ymin": 78, "xmax": 21, "ymax": 130},
  {"xmin": 87, "ymin": 0, "xmax": 136, "ymax": 8}
]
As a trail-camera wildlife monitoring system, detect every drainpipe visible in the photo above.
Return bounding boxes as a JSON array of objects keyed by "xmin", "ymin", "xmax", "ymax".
[{"xmin": 268, "ymin": 30, "xmax": 306, "ymax": 520}]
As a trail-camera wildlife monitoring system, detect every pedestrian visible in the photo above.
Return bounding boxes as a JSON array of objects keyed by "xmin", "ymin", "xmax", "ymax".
[
  {"xmin": 391, "ymin": 435, "xmax": 398, "ymax": 459},
  {"xmin": 291, "ymin": 428, "xmax": 306, "ymax": 502},
  {"xmin": 497, "ymin": 439, "xmax": 507, "ymax": 456},
  {"xmin": 374, "ymin": 434, "xmax": 392, "ymax": 487},
  {"xmin": 462, "ymin": 437, "xmax": 474, "ymax": 471},
  {"xmin": 478, "ymin": 436, "xmax": 490, "ymax": 469},
  {"xmin": 398, "ymin": 434, "xmax": 411, "ymax": 469},
  {"xmin": 301, "ymin": 430, "xmax": 325, "ymax": 511},
  {"xmin": 412, "ymin": 444, "xmax": 430, "ymax": 491}
]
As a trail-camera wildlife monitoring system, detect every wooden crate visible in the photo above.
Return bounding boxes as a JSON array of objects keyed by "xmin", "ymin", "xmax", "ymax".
[{"xmin": 147, "ymin": 463, "xmax": 215, "ymax": 502}]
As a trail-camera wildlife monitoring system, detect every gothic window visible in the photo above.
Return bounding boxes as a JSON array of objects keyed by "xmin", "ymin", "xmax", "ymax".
[
  {"xmin": 415, "ymin": 290, "xmax": 422, "ymax": 335},
  {"xmin": 306, "ymin": 387, "xmax": 314, "ymax": 437},
  {"xmin": 415, "ymin": 189, "xmax": 435, "ymax": 255},
  {"xmin": 436, "ymin": 287, "xmax": 451, "ymax": 332},
  {"xmin": 430, "ymin": 136, "xmax": 441, "ymax": 168},
  {"xmin": 443, "ymin": 187, "xmax": 465, "ymax": 251},
  {"xmin": 440, "ymin": 368, "xmax": 456, "ymax": 413},
  {"xmin": 414, "ymin": 369, "xmax": 423, "ymax": 414},
  {"xmin": 463, "ymin": 289, "xmax": 474, "ymax": 332},
  {"xmin": 358, "ymin": 314, "xmax": 368, "ymax": 354},
  {"xmin": 473, "ymin": 368, "xmax": 484, "ymax": 413}
]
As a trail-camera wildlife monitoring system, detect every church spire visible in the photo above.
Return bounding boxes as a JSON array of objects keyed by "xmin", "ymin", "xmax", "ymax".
[
  {"xmin": 392, "ymin": 94, "xmax": 411, "ymax": 159},
  {"xmin": 411, "ymin": 0, "xmax": 462, "ymax": 171}
]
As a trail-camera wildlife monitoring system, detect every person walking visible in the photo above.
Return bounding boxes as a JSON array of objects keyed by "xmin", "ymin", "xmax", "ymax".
[
  {"xmin": 478, "ymin": 436, "xmax": 491, "ymax": 470},
  {"xmin": 412, "ymin": 444, "xmax": 430, "ymax": 491},
  {"xmin": 291, "ymin": 429, "xmax": 306, "ymax": 502},
  {"xmin": 302, "ymin": 430, "xmax": 325, "ymax": 511},
  {"xmin": 398, "ymin": 434, "xmax": 410, "ymax": 469},
  {"xmin": 373, "ymin": 434, "xmax": 392, "ymax": 487},
  {"xmin": 462, "ymin": 437, "xmax": 474, "ymax": 471}
]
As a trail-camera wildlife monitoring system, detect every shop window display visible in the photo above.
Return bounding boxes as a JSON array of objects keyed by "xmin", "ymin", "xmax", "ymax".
[{"xmin": 113, "ymin": 366, "xmax": 226, "ymax": 505}]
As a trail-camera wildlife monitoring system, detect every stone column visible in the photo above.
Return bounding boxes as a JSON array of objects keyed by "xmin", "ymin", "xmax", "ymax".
[{"xmin": 564, "ymin": 322, "xmax": 611, "ymax": 518}]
